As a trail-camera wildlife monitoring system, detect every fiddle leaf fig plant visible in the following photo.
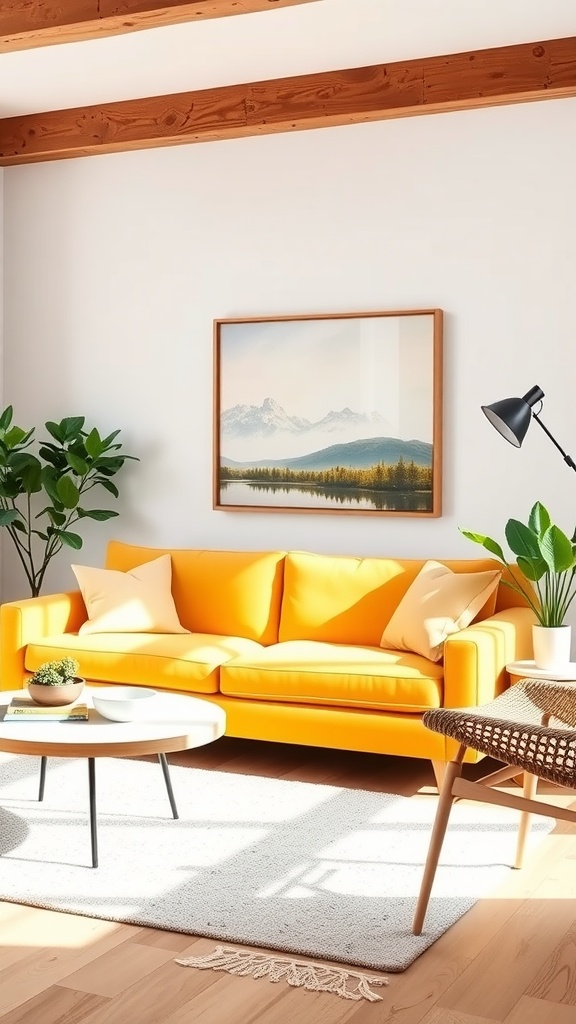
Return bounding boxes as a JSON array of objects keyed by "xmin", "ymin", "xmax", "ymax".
[
  {"xmin": 460, "ymin": 501, "xmax": 576, "ymax": 627},
  {"xmin": 0, "ymin": 406, "xmax": 137, "ymax": 597}
]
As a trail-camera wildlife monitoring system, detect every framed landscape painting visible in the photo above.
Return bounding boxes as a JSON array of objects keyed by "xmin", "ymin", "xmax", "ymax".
[{"xmin": 213, "ymin": 309, "xmax": 443, "ymax": 517}]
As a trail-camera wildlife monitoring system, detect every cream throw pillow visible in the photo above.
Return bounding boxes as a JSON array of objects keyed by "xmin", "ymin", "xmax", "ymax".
[
  {"xmin": 380, "ymin": 560, "xmax": 501, "ymax": 662},
  {"xmin": 72, "ymin": 554, "xmax": 189, "ymax": 635}
]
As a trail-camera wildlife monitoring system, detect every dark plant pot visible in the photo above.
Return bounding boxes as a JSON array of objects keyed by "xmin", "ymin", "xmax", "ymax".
[{"xmin": 27, "ymin": 678, "xmax": 85, "ymax": 707}]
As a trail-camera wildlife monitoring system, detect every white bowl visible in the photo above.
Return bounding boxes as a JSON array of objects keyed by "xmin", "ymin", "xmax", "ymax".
[{"xmin": 92, "ymin": 686, "xmax": 157, "ymax": 722}]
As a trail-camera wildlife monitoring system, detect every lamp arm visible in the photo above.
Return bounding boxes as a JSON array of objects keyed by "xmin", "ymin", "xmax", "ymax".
[{"xmin": 532, "ymin": 412, "xmax": 576, "ymax": 472}]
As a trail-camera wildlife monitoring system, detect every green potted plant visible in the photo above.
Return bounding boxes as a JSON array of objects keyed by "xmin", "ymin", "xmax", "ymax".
[
  {"xmin": 0, "ymin": 406, "xmax": 137, "ymax": 596},
  {"xmin": 28, "ymin": 657, "xmax": 85, "ymax": 706},
  {"xmin": 461, "ymin": 501, "xmax": 576, "ymax": 670}
]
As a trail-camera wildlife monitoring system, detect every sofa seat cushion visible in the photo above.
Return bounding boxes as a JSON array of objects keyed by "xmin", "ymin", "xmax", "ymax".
[
  {"xmin": 220, "ymin": 640, "xmax": 443, "ymax": 712},
  {"xmin": 24, "ymin": 633, "xmax": 265, "ymax": 695}
]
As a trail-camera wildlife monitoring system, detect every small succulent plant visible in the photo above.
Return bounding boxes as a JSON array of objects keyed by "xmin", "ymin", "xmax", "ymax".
[{"xmin": 30, "ymin": 657, "xmax": 81, "ymax": 686}]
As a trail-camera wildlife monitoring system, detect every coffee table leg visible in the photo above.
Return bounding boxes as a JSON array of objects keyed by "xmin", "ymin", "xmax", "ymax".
[
  {"xmin": 38, "ymin": 756, "xmax": 47, "ymax": 801},
  {"xmin": 158, "ymin": 753, "xmax": 179, "ymax": 819},
  {"xmin": 88, "ymin": 758, "xmax": 98, "ymax": 868}
]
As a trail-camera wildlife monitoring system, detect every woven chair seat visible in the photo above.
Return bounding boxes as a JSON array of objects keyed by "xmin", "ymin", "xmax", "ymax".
[{"xmin": 423, "ymin": 678, "xmax": 576, "ymax": 788}]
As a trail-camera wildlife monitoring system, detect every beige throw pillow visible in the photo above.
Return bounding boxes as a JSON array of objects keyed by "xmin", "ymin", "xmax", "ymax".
[
  {"xmin": 380, "ymin": 560, "xmax": 501, "ymax": 662},
  {"xmin": 72, "ymin": 554, "xmax": 189, "ymax": 635}
]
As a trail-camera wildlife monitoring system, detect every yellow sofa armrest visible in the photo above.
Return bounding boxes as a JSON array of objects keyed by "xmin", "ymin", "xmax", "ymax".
[
  {"xmin": 0, "ymin": 591, "xmax": 86, "ymax": 691},
  {"xmin": 443, "ymin": 606, "xmax": 536, "ymax": 710}
]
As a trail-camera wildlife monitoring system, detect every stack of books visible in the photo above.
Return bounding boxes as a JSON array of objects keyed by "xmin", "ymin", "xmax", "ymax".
[{"xmin": 3, "ymin": 699, "xmax": 89, "ymax": 722}]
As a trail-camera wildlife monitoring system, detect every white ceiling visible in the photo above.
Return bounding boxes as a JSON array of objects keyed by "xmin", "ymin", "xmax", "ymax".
[{"xmin": 0, "ymin": 0, "xmax": 575, "ymax": 118}]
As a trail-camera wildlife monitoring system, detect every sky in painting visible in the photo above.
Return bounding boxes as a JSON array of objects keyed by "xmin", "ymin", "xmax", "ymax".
[{"xmin": 219, "ymin": 313, "xmax": 436, "ymax": 444}]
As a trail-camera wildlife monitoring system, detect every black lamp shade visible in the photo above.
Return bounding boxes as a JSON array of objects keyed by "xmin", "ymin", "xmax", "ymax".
[
  {"xmin": 481, "ymin": 385, "xmax": 576, "ymax": 473},
  {"xmin": 481, "ymin": 386, "xmax": 544, "ymax": 448},
  {"xmin": 482, "ymin": 398, "xmax": 530, "ymax": 447}
]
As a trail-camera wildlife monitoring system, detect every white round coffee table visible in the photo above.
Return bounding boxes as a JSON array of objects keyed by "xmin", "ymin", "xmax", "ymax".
[{"xmin": 0, "ymin": 688, "xmax": 226, "ymax": 867}]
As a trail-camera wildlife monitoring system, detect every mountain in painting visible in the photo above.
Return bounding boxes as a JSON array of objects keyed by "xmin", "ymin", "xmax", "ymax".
[
  {"xmin": 221, "ymin": 398, "xmax": 395, "ymax": 461},
  {"xmin": 222, "ymin": 398, "xmax": 311, "ymax": 437},
  {"xmin": 222, "ymin": 398, "xmax": 390, "ymax": 439},
  {"xmin": 221, "ymin": 435, "xmax": 432, "ymax": 472}
]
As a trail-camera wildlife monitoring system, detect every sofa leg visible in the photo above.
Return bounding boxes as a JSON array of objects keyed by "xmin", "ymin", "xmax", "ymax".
[{"xmin": 431, "ymin": 760, "xmax": 447, "ymax": 792}]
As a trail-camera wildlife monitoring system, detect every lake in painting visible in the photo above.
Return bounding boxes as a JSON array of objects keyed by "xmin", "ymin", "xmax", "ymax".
[{"xmin": 220, "ymin": 481, "xmax": 432, "ymax": 512}]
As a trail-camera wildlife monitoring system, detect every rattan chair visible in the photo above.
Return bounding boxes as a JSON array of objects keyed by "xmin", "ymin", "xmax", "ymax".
[{"xmin": 412, "ymin": 678, "xmax": 576, "ymax": 935}]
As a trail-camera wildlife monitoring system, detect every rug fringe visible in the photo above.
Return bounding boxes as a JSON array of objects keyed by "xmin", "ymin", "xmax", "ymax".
[{"xmin": 176, "ymin": 945, "xmax": 388, "ymax": 1001}]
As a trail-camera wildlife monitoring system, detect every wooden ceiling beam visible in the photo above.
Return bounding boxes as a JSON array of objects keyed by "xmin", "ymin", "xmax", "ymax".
[
  {"xmin": 0, "ymin": 0, "xmax": 319, "ymax": 53},
  {"xmin": 1, "ymin": 35, "xmax": 574, "ymax": 166}
]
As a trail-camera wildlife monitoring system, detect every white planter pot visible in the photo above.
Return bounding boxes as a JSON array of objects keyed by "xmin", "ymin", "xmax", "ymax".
[{"xmin": 532, "ymin": 624, "xmax": 572, "ymax": 671}]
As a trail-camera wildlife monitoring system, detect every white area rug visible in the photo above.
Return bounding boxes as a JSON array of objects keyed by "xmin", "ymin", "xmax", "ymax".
[{"xmin": 0, "ymin": 752, "xmax": 552, "ymax": 975}]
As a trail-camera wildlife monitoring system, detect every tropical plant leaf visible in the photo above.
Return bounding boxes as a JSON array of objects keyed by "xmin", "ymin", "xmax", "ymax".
[
  {"xmin": 38, "ymin": 445, "xmax": 66, "ymax": 469},
  {"xmin": 3, "ymin": 425, "xmax": 32, "ymax": 449},
  {"xmin": 7, "ymin": 452, "xmax": 42, "ymax": 474},
  {"xmin": 0, "ymin": 477, "xmax": 24, "ymax": 499},
  {"xmin": 40, "ymin": 466, "xmax": 62, "ymax": 505},
  {"xmin": 77, "ymin": 509, "xmax": 118, "ymax": 521},
  {"xmin": 57, "ymin": 530, "xmax": 83, "ymax": 550},
  {"xmin": 100, "ymin": 432, "xmax": 120, "ymax": 448},
  {"xmin": 528, "ymin": 501, "xmax": 551, "ymax": 537},
  {"xmin": 459, "ymin": 529, "xmax": 505, "ymax": 562},
  {"xmin": 93, "ymin": 456, "xmax": 125, "ymax": 475},
  {"xmin": 84, "ymin": 428, "xmax": 103, "ymax": 459},
  {"xmin": 45, "ymin": 420, "xmax": 65, "ymax": 443},
  {"xmin": 505, "ymin": 520, "xmax": 541, "ymax": 561},
  {"xmin": 0, "ymin": 406, "xmax": 13, "ymax": 431},
  {"xmin": 59, "ymin": 416, "xmax": 85, "ymax": 441},
  {"xmin": 56, "ymin": 475, "xmax": 80, "ymax": 509},
  {"xmin": 36, "ymin": 507, "xmax": 67, "ymax": 527},
  {"xmin": 539, "ymin": 524, "xmax": 576, "ymax": 574},
  {"xmin": 95, "ymin": 478, "xmax": 119, "ymax": 498},
  {"xmin": 517, "ymin": 554, "xmax": 547, "ymax": 581},
  {"xmin": 19, "ymin": 463, "xmax": 43, "ymax": 495},
  {"xmin": 66, "ymin": 452, "xmax": 89, "ymax": 476},
  {"xmin": 101, "ymin": 429, "xmax": 121, "ymax": 449},
  {"xmin": 0, "ymin": 508, "xmax": 22, "ymax": 526}
]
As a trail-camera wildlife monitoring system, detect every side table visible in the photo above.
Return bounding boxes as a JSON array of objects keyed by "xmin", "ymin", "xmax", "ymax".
[{"xmin": 506, "ymin": 660, "xmax": 576, "ymax": 684}]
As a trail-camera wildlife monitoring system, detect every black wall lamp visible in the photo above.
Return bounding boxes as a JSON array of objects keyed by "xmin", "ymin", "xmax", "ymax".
[{"xmin": 481, "ymin": 385, "xmax": 576, "ymax": 473}]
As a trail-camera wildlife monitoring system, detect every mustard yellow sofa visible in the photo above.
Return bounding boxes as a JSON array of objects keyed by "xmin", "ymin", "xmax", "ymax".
[{"xmin": 0, "ymin": 541, "xmax": 534, "ymax": 777}]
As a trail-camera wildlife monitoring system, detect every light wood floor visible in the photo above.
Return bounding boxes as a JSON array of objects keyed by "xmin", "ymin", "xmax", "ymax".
[{"xmin": 0, "ymin": 737, "xmax": 575, "ymax": 1024}]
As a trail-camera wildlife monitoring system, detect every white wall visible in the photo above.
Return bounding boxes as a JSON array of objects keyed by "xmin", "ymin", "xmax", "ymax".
[{"xmin": 3, "ymin": 97, "xmax": 576, "ymax": 603}]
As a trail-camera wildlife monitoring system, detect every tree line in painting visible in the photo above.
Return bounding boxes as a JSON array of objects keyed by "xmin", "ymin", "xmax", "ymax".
[{"xmin": 220, "ymin": 457, "xmax": 432, "ymax": 493}]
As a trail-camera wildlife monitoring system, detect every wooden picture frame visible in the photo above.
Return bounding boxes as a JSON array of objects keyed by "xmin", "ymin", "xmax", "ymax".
[{"xmin": 213, "ymin": 309, "xmax": 443, "ymax": 517}]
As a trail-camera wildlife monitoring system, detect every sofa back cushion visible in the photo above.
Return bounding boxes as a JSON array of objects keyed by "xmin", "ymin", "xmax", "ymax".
[
  {"xmin": 105, "ymin": 542, "xmax": 286, "ymax": 644},
  {"xmin": 278, "ymin": 551, "xmax": 507, "ymax": 647}
]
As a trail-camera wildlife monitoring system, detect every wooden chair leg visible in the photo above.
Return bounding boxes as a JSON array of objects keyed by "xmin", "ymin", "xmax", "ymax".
[
  {"xmin": 431, "ymin": 760, "xmax": 447, "ymax": 792},
  {"xmin": 514, "ymin": 772, "xmax": 538, "ymax": 869},
  {"xmin": 412, "ymin": 758, "xmax": 463, "ymax": 935}
]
